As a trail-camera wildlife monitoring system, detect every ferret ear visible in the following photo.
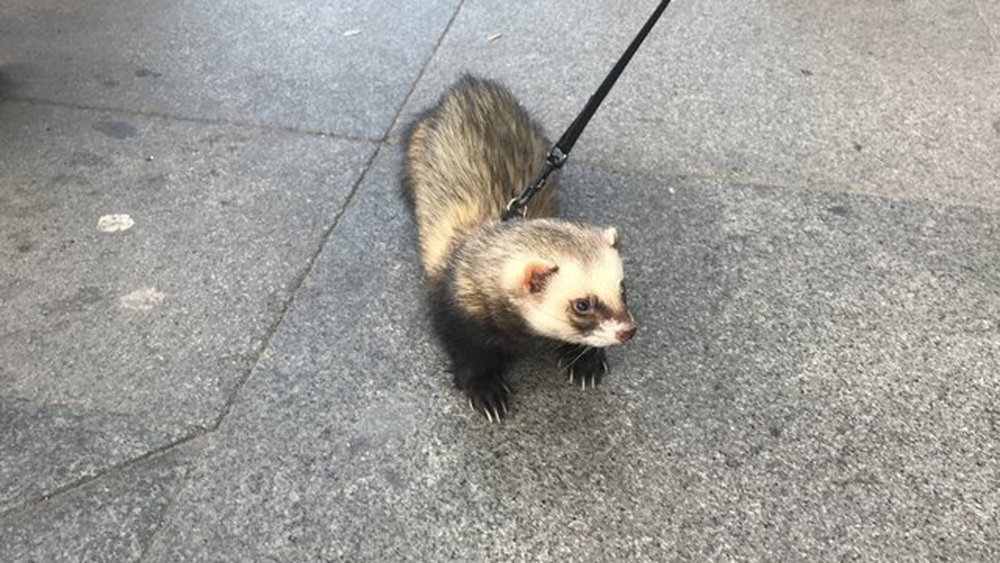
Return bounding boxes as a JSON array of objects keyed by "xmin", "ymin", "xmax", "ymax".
[
  {"xmin": 603, "ymin": 227, "xmax": 619, "ymax": 248},
  {"xmin": 522, "ymin": 260, "xmax": 559, "ymax": 297}
]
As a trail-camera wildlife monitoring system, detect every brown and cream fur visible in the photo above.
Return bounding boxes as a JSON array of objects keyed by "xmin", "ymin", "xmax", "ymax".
[
  {"xmin": 402, "ymin": 75, "xmax": 635, "ymax": 421},
  {"xmin": 403, "ymin": 76, "xmax": 558, "ymax": 279}
]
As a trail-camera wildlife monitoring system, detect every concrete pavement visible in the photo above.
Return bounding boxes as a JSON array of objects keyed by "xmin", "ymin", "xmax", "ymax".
[{"xmin": 2, "ymin": 0, "xmax": 998, "ymax": 560}]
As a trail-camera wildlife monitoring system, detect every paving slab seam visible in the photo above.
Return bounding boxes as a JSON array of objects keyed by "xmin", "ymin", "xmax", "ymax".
[
  {"xmin": 564, "ymin": 155, "xmax": 853, "ymax": 201},
  {"xmin": 569, "ymin": 155, "xmax": 1000, "ymax": 213},
  {"xmin": 207, "ymin": 148, "xmax": 382, "ymax": 431},
  {"xmin": 0, "ymin": 430, "xmax": 208, "ymax": 523},
  {"xmin": 378, "ymin": 0, "xmax": 467, "ymax": 141},
  {"xmin": 134, "ymin": 447, "xmax": 204, "ymax": 562},
  {"xmin": 0, "ymin": 94, "xmax": 381, "ymax": 145},
  {"xmin": 973, "ymin": 0, "xmax": 1000, "ymax": 54}
]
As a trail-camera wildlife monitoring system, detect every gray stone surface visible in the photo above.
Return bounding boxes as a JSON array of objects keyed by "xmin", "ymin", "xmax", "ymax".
[
  {"xmin": 4, "ymin": 0, "xmax": 1000, "ymax": 559},
  {"xmin": 0, "ymin": 100, "xmax": 374, "ymax": 511},
  {"xmin": 144, "ymin": 149, "xmax": 1000, "ymax": 561},
  {"xmin": 0, "ymin": 0, "xmax": 461, "ymax": 138},
  {"xmin": 976, "ymin": 0, "xmax": 1000, "ymax": 54},
  {"xmin": 0, "ymin": 442, "xmax": 199, "ymax": 563},
  {"xmin": 394, "ymin": 0, "xmax": 1000, "ymax": 209},
  {"xmin": 0, "ymin": 400, "xmax": 177, "ymax": 514}
]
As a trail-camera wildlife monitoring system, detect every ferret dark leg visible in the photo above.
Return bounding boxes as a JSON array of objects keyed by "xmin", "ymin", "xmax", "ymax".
[
  {"xmin": 558, "ymin": 345, "xmax": 608, "ymax": 389},
  {"xmin": 428, "ymin": 281, "xmax": 512, "ymax": 421},
  {"xmin": 450, "ymin": 345, "xmax": 510, "ymax": 422}
]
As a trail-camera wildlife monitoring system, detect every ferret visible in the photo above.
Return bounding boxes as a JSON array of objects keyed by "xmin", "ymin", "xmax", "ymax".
[{"xmin": 402, "ymin": 74, "xmax": 635, "ymax": 422}]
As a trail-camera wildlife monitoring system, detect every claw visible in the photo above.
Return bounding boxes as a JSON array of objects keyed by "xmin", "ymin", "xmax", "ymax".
[
  {"xmin": 601, "ymin": 360, "xmax": 609, "ymax": 375},
  {"xmin": 484, "ymin": 407, "xmax": 494, "ymax": 423},
  {"xmin": 569, "ymin": 366, "xmax": 576, "ymax": 384},
  {"xmin": 468, "ymin": 397, "xmax": 475, "ymax": 412},
  {"xmin": 500, "ymin": 382, "xmax": 510, "ymax": 394},
  {"xmin": 501, "ymin": 400, "xmax": 508, "ymax": 415},
  {"xmin": 492, "ymin": 406, "xmax": 501, "ymax": 422}
]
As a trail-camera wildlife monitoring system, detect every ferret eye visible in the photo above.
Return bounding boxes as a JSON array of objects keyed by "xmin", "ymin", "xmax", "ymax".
[{"xmin": 572, "ymin": 299, "xmax": 592, "ymax": 315}]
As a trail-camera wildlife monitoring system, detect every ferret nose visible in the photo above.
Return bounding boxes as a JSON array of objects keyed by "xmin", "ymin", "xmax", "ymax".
[{"xmin": 617, "ymin": 324, "xmax": 636, "ymax": 342}]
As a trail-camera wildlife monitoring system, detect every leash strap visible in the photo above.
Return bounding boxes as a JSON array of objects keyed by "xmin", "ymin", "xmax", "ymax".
[{"xmin": 502, "ymin": 0, "xmax": 673, "ymax": 221}]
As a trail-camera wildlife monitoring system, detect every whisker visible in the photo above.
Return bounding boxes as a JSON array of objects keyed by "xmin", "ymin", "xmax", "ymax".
[{"xmin": 568, "ymin": 345, "xmax": 590, "ymax": 367}]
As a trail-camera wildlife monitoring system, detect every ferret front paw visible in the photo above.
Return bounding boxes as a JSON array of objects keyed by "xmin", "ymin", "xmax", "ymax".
[
  {"xmin": 559, "ymin": 346, "xmax": 608, "ymax": 390},
  {"xmin": 463, "ymin": 379, "xmax": 510, "ymax": 423}
]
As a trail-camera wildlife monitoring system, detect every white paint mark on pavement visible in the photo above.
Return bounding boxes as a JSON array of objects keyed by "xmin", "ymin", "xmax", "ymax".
[
  {"xmin": 120, "ymin": 288, "xmax": 164, "ymax": 311},
  {"xmin": 97, "ymin": 214, "xmax": 135, "ymax": 232}
]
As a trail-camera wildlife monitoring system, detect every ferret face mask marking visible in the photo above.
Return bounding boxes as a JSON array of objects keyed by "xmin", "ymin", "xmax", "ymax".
[{"xmin": 518, "ymin": 236, "xmax": 635, "ymax": 347}]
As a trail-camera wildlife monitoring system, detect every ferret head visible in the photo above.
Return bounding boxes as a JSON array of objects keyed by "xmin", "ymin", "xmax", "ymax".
[{"xmin": 507, "ymin": 224, "xmax": 636, "ymax": 347}]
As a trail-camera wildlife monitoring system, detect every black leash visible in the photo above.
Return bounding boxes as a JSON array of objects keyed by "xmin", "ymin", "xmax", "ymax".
[{"xmin": 502, "ymin": 0, "xmax": 673, "ymax": 221}]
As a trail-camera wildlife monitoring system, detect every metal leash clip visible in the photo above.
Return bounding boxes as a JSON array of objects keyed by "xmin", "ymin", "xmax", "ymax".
[
  {"xmin": 505, "ymin": 196, "xmax": 527, "ymax": 218},
  {"xmin": 502, "ymin": 147, "xmax": 568, "ymax": 221}
]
